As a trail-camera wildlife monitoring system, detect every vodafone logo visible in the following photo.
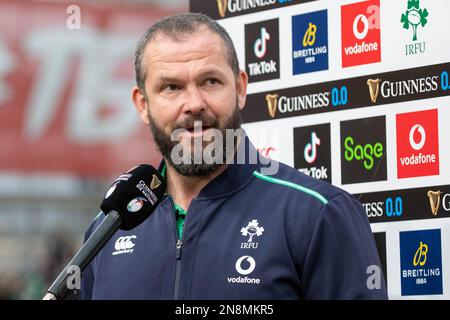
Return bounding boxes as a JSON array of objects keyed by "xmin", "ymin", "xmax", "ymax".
[
  {"xmin": 227, "ymin": 255, "xmax": 261, "ymax": 285},
  {"xmin": 409, "ymin": 124, "xmax": 426, "ymax": 151},
  {"xmin": 235, "ymin": 255, "xmax": 256, "ymax": 275},
  {"xmin": 341, "ymin": 0, "xmax": 381, "ymax": 67},
  {"xmin": 396, "ymin": 109, "xmax": 439, "ymax": 179},
  {"xmin": 353, "ymin": 14, "xmax": 369, "ymax": 40}
]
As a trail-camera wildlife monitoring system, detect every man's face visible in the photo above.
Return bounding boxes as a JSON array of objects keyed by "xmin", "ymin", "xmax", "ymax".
[{"xmin": 132, "ymin": 28, "xmax": 248, "ymax": 176}]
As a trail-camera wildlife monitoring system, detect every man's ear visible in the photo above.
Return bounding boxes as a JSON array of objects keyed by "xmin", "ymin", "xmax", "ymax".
[
  {"xmin": 131, "ymin": 86, "xmax": 150, "ymax": 125},
  {"xmin": 236, "ymin": 70, "xmax": 248, "ymax": 110}
]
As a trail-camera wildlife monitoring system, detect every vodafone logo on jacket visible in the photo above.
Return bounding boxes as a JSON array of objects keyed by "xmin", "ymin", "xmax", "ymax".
[
  {"xmin": 396, "ymin": 109, "xmax": 439, "ymax": 179},
  {"xmin": 341, "ymin": 0, "xmax": 381, "ymax": 67}
]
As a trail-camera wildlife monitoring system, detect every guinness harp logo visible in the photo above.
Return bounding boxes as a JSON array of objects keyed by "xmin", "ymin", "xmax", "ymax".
[
  {"xmin": 367, "ymin": 78, "xmax": 381, "ymax": 103},
  {"xmin": 150, "ymin": 174, "xmax": 162, "ymax": 190},
  {"xmin": 427, "ymin": 190, "xmax": 442, "ymax": 216},
  {"xmin": 265, "ymin": 94, "xmax": 279, "ymax": 118},
  {"xmin": 216, "ymin": 0, "xmax": 228, "ymax": 18}
]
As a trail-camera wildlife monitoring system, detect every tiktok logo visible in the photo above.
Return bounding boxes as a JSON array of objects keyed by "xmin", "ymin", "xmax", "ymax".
[
  {"xmin": 294, "ymin": 124, "xmax": 331, "ymax": 182},
  {"xmin": 254, "ymin": 27, "xmax": 270, "ymax": 58},
  {"xmin": 245, "ymin": 19, "xmax": 279, "ymax": 83},
  {"xmin": 304, "ymin": 132, "xmax": 321, "ymax": 164}
]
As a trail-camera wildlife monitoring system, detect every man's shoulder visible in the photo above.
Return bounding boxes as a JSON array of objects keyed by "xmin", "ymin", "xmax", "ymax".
[{"xmin": 253, "ymin": 160, "xmax": 354, "ymax": 206}]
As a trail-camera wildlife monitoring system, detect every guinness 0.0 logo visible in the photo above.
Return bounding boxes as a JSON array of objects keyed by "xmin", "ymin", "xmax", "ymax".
[
  {"xmin": 265, "ymin": 93, "xmax": 279, "ymax": 118},
  {"xmin": 427, "ymin": 190, "xmax": 442, "ymax": 216},
  {"xmin": 367, "ymin": 78, "xmax": 381, "ymax": 103},
  {"xmin": 216, "ymin": 0, "xmax": 228, "ymax": 18}
]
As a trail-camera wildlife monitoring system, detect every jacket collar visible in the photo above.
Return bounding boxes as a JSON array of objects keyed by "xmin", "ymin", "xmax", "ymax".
[{"xmin": 157, "ymin": 131, "xmax": 264, "ymax": 199}]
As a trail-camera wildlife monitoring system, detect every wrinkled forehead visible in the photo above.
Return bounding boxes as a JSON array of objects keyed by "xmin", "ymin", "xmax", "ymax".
[{"xmin": 143, "ymin": 29, "xmax": 229, "ymax": 71}]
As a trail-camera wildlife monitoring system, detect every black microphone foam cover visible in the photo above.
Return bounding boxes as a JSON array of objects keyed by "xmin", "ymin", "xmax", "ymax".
[{"xmin": 100, "ymin": 164, "xmax": 166, "ymax": 230}]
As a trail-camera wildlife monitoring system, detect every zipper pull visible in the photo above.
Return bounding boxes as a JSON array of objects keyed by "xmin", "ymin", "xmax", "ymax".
[{"xmin": 176, "ymin": 239, "xmax": 182, "ymax": 260}]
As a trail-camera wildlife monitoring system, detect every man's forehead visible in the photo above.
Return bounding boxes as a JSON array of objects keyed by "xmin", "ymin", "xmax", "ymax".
[{"xmin": 145, "ymin": 29, "xmax": 227, "ymax": 62}]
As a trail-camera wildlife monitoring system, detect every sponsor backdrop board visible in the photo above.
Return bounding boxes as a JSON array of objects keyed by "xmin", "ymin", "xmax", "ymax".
[{"xmin": 190, "ymin": 0, "xmax": 450, "ymax": 299}]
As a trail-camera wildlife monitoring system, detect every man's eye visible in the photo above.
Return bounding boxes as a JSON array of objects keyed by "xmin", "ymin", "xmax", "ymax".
[
  {"xmin": 163, "ymin": 84, "xmax": 179, "ymax": 91},
  {"xmin": 206, "ymin": 78, "xmax": 219, "ymax": 86}
]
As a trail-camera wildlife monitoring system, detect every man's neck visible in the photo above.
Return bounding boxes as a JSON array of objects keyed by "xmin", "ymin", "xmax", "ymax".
[{"xmin": 165, "ymin": 163, "xmax": 228, "ymax": 212}]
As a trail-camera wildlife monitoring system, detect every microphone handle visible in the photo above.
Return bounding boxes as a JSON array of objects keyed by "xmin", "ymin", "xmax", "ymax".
[{"xmin": 43, "ymin": 210, "xmax": 122, "ymax": 300}]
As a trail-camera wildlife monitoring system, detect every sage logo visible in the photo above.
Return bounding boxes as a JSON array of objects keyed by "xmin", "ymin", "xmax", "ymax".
[
  {"xmin": 341, "ymin": 0, "xmax": 381, "ymax": 67},
  {"xmin": 294, "ymin": 124, "xmax": 331, "ymax": 182},
  {"xmin": 340, "ymin": 116, "xmax": 386, "ymax": 184},
  {"xmin": 245, "ymin": 19, "xmax": 279, "ymax": 83},
  {"xmin": 401, "ymin": 0, "xmax": 429, "ymax": 56},
  {"xmin": 396, "ymin": 109, "xmax": 439, "ymax": 179},
  {"xmin": 400, "ymin": 229, "xmax": 443, "ymax": 296},
  {"xmin": 292, "ymin": 10, "xmax": 329, "ymax": 75}
]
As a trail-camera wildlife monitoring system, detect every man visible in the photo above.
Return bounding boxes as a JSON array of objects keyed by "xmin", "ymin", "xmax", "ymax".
[{"xmin": 81, "ymin": 13, "xmax": 387, "ymax": 300}]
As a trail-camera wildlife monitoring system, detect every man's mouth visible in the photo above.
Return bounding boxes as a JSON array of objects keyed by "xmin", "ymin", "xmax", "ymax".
[{"xmin": 186, "ymin": 125, "xmax": 212, "ymax": 133}]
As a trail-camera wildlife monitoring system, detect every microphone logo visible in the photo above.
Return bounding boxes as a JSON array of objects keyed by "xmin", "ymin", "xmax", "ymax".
[
  {"xmin": 105, "ymin": 182, "xmax": 118, "ymax": 199},
  {"xmin": 127, "ymin": 197, "xmax": 147, "ymax": 213},
  {"xmin": 150, "ymin": 174, "xmax": 162, "ymax": 190}
]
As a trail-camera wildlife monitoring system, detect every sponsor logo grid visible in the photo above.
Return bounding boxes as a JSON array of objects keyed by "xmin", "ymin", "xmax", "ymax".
[{"xmin": 189, "ymin": 0, "xmax": 450, "ymax": 298}]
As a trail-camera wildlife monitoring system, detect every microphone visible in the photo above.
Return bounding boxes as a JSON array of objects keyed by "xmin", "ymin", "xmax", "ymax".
[{"xmin": 42, "ymin": 164, "xmax": 166, "ymax": 300}]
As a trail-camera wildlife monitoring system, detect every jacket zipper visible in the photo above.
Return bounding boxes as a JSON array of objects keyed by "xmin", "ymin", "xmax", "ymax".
[
  {"xmin": 169, "ymin": 195, "xmax": 183, "ymax": 300},
  {"xmin": 174, "ymin": 238, "xmax": 182, "ymax": 300}
]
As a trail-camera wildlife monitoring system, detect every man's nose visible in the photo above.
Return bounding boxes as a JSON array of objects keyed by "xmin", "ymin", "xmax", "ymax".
[{"xmin": 181, "ymin": 85, "xmax": 206, "ymax": 115}]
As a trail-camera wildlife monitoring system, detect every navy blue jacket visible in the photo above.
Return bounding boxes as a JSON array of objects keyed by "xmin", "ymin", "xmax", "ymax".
[{"xmin": 81, "ymin": 136, "xmax": 387, "ymax": 300}]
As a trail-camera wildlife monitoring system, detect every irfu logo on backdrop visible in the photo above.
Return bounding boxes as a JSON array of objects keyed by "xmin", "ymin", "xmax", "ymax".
[{"xmin": 401, "ymin": 0, "xmax": 429, "ymax": 55}]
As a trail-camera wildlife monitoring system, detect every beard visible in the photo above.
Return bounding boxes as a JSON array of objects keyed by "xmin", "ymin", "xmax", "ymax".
[{"xmin": 148, "ymin": 103, "xmax": 243, "ymax": 177}]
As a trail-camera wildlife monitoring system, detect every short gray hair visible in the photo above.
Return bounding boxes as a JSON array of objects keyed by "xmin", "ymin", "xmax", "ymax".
[{"xmin": 134, "ymin": 13, "xmax": 240, "ymax": 93}]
